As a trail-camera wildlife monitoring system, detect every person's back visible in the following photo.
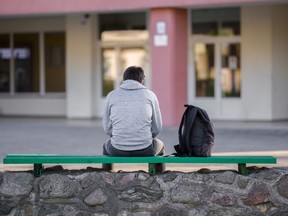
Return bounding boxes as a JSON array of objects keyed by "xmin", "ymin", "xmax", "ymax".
[
  {"xmin": 104, "ymin": 79, "xmax": 161, "ymax": 151},
  {"xmin": 102, "ymin": 66, "xmax": 165, "ymax": 171}
]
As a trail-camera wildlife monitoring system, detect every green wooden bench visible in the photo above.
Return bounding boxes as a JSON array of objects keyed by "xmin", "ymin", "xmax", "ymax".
[{"xmin": 3, "ymin": 154, "xmax": 277, "ymax": 177}]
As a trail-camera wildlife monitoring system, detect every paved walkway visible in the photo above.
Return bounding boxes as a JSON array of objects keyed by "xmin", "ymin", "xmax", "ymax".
[{"xmin": 0, "ymin": 117, "xmax": 287, "ymax": 172}]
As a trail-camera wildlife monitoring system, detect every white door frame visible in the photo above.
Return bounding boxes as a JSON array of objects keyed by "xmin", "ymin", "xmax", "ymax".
[{"xmin": 189, "ymin": 35, "xmax": 242, "ymax": 119}]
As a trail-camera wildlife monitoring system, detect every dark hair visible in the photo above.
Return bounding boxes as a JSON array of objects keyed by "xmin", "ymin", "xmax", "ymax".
[{"xmin": 123, "ymin": 66, "xmax": 145, "ymax": 83}]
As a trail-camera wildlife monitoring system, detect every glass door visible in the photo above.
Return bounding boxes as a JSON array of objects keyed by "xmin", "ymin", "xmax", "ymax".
[
  {"xmin": 101, "ymin": 46, "xmax": 148, "ymax": 97},
  {"xmin": 194, "ymin": 43, "xmax": 215, "ymax": 98},
  {"xmin": 191, "ymin": 37, "xmax": 241, "ymax": 119},
  {"xmin": 220, "ymin": 43, "xmax": 241, "ymax": 98}
]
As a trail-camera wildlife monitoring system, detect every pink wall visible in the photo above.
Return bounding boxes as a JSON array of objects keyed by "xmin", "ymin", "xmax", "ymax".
[
  {"xmin": 0, "ymin": 0, "xmax": 282, "ymax": 16},
  {"xmin": 150, "ymin": 8, "xmax": 188, "ymax": 126}
]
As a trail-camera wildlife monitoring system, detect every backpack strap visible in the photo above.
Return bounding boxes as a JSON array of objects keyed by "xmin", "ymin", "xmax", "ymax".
[
  {"xmin": 176, "ymin": 107, "xmax": 189, "ymax": 156},
  {"xmin": 178, "ymin": 105, "xmax": 193, "ymax": 144},
  {"xmin": 177, "ymin": 105, "xmax": 198, "ymax": 156}
]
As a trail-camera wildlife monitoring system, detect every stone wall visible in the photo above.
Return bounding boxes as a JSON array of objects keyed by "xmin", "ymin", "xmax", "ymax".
[{"xmin": 1, "ymin": 167, "xmax": 288, "ymax": 216}]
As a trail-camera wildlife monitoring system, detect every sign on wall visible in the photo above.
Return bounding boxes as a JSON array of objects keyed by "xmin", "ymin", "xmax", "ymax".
[{"xmin": 154, "ymin": 21, "xmax": 168, "ymax": 47}]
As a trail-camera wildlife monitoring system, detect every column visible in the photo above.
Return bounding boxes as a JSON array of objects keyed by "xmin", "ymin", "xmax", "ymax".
[
  {"xmin": 66, "ymin": 14, "xmax": 95, "ymax": 118},
  {"xmin": 150, "ymin": 8, "xmax": 188, "ymax": 126}
]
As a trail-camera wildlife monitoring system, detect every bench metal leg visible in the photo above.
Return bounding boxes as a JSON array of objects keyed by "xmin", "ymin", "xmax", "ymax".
[
  {"xmin": 148, "ymin": 163, "xmax": 156, "ymax": 174},
  {"xmin": 34, "ymin": 164, "xmax": 44, "ymax": 177},
  {"xmin": 238, "ymin": 163, "xmax": 248, "ymax": 175},
  {"xmin": 148, "ymin": 163, "xmax": 165, "ymax": 174},
  {"xmin": 102, "ymin": 163, "xmax": 113, "ymax": 171}
]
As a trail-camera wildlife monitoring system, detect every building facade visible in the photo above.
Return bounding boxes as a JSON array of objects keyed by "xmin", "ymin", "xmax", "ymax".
[{"xmin": 0, "ymin": 0, "xmax": 288, "ymax": 126}]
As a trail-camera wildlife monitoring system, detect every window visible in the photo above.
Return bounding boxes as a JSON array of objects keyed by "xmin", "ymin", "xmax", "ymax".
[
  {"xmin": 0, "ymin": 34, "xmax": 10, "ymax": 92},
  {"xmin": 192, "ymin": 22, "xmax": 218, "ymax": 36},
  {"xmin": 99, "ymin": 12, "xmax": 146, "ymax": 40},
  {"xmin": 194, "ymin": 43, "xmax": 215, "ymax": 97},
  {"xmin": 192, "ymin": 8, "xmax": 240, "ymax": 36},
  {"xmin": 0, "ymin": 32, "xmax": 66, "ymax": 95},
  {"xmin": 45, "ymin": 32, "xmax": 66, "ymax": 92},
  {"xmin": 221, "ymin": 43, "xmax": 241, "ymax": 97}
]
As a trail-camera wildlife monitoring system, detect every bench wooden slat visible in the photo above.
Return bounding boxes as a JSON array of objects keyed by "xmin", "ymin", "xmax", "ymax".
[
  {"xmin": 4, "ymin": 154, "xmax": 276, "ymax": 164},
  {"xmin": 3, "ymin": 154, "xmax": 277, "ymax": 177}
]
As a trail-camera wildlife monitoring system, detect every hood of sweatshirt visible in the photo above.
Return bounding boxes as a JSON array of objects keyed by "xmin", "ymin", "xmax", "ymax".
[{"xmin": 120, "ymin": 80, "xmax": 146, "ymax": 90}]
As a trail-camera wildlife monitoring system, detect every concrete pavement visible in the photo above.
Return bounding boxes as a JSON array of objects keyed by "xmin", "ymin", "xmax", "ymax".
[{"xmin": 0, "ymin": 117, "xmax": 287, "ymax": 172}]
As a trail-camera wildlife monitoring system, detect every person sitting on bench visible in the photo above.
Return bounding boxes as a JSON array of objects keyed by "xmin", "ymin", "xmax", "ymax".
[{"xmin": 102, "ymin": 65, "xmax": 165, "ymax": 172}]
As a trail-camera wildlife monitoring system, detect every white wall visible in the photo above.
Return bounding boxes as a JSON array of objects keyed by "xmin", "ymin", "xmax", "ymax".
[
  {"xmin": 66, "ymin": 14, "xmax": 96, "ymax": 118},
  {"xmin": 0, "ymin": 97, "xmax": 66, "ymax": 116},
  {"xmin": 271, "ymin": 5, "xmax": 288, "ymax": 120},
  {"xmin": 241, "ymin": 5, "xmax": 273, "ymax": 120}
]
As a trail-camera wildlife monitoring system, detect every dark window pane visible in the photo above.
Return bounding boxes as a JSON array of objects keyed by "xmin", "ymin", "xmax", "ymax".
[
  {"xmin": 221, "ymin": 21, "xmax": 240, "ymax": 36},
  {"xmin": 192, "ymin": 22, "xmax": 218, "ymax": 36},
  {"xmin": 0, "ymin": 34, "xmax": 10, "ymax": 92},
  {"xmin": 194, "ymin": 43, "xmax": 215, "ymax": 97},
  {"xmin": 99, "ymin": 12, "xmax": 146, "ymax": 39},
  {"xmin": 191, "ymin": 8, "xmax": 240, "ymax": 36},
  {"xmin": 14, "ymin": 33, "xmax": 39, "ymax": 93},
  {"xmin": 221, "ymin": 43, "xmax": 241, "ymax": 97}
]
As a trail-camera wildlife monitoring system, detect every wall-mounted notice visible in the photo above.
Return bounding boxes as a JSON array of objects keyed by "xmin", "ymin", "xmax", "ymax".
[
  {"xmin": 154, "ymin": 35, "xmax": 168, "ymax": 47},
  {"xmin": 154, "ymin": 21, "xmax": 168, "ymax": 47},
  {"xmin": 156, "ymin": 21, "xmax": 166, "ymax": 34}
]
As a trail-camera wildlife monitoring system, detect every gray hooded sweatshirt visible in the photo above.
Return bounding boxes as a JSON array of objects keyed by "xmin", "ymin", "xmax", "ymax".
[{"xmin": 102, "ymin": 80, "xmax": 162, "ymax": 151}]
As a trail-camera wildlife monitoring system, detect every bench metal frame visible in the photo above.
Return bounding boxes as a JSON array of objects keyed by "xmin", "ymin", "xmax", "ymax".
[{"xmin": 3, "ymin": 154, "xmax": 277, "ymax": 177}]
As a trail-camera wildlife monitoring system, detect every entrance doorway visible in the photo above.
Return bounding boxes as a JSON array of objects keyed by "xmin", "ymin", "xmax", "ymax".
[
  {"xmin": 97, "ymin": 42, "xmax": 149, "ymax": 116},
  {"xmin": 190, "ymin": 36, "xmax": 241, "ymax": 119},
  {"xmin": 101, "ymin": 44, "xmax": 149, "ymax": 97},
  {"xmin": 96, "ymin": 30, "xmax": 150, "ymax": 116}
]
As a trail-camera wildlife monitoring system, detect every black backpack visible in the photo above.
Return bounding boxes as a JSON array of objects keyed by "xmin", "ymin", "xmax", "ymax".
[{"xmin": 174, "ymin": 104, "xmax": 215, "ymax": 157}]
